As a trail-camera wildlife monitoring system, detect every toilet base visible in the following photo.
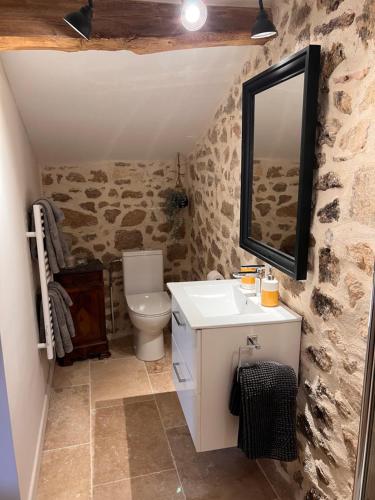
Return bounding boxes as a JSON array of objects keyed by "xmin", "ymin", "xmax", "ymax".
[{"xmin": 135, "ymin": 329, "xmax": 165, "ymax": 361}]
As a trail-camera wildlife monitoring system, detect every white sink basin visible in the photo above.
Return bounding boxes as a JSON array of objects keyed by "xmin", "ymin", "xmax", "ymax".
[
  {"xmin": 183, "ymin": 283, "xmax": 264, "ymax": 318},
  {"xmin": 167, "ymin": 279, "xmax": 300, "ymax": 329}
]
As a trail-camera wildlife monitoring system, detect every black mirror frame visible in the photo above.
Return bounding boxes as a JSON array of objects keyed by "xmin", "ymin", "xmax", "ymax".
[{"xmin": 240, "ymin": 45, "xmax": 321, "ymax": 280}]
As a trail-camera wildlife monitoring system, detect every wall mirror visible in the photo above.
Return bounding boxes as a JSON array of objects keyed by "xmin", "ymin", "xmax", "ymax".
[{"xmin": 240, "ymin": 45, "xmax": 320, "ymax": 280}]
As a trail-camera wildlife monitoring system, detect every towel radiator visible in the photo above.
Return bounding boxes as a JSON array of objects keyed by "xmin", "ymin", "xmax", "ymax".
[{"xmin": 26, "ymin": 204, "xmax": 54, "ymax": 360}]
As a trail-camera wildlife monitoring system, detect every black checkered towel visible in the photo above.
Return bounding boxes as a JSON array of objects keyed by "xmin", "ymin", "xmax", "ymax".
[{"xmin": 229, "ymin": 361, "xmax": 298, "ymax": 461}]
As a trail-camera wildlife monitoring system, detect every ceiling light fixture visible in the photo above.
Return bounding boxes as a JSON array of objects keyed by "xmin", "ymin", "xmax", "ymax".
[
  {"xmin": 251, "ymin": 0, "xmax": 277, "ymax": 39},
  {"xmin": 64, "ymin": 0, "xmax": 94, "ymax": 40},
  {"xmin": 181, "ymin": 0, "xmax": 207, "ymax": 32}
]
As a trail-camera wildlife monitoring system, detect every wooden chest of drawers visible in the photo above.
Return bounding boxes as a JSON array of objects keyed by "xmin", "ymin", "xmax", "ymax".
[{"xmin": 56, "ymin": 260, "xmax": 110, "ymax": 366}]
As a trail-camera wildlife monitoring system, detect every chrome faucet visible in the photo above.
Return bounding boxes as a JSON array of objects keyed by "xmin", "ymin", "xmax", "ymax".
[
  {"xmin": 232, "ymin": 265, "xmax": 266, "ymax": 297},
  {"xmin": 231, "ymin": 265, "xmax": 265, "ymax": 280}
]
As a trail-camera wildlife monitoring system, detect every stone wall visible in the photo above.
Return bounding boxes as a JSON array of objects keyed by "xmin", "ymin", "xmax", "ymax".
[
  {"xmin": 252, "ymin": 158, "xmax": 299, "ymax": 254},
  {"xmin": 42, "ymin": 160, "xmax": 190, "ymax": 335},
  {"xmin": 187, "ymin": 1, "xmax": 375, "ymax": 498}
]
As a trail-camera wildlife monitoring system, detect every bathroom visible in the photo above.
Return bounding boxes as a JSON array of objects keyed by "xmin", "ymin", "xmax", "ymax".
[{"xmin": 0, "ymin": 0, "xmax": 374, "ymax": 499}]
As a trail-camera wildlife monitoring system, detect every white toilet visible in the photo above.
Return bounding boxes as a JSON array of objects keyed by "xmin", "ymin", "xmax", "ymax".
[{"xmin": 122, "ymin": 250, "xmax": 171, "ymax": 361}]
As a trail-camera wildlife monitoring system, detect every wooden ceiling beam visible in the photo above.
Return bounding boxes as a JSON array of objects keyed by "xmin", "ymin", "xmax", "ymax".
[{"xmin": 0, "ymin": 1, "xmax": 273, "ymax": 53}]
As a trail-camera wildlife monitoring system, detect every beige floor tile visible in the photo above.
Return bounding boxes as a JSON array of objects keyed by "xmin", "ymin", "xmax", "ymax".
[
  {"xmin": 94, "ymin": 434, "xmax": 130, "ymax": 485},
  {"xmin": 94, "ymin": 397, "xmax": 125, "ymax": 409},
  {"xmin": 37, "ymin": 444, "xmax": 90, "ymax": 500},
  {"xmin": 167, "ymin": 426, "xmax": 276, "ymax": 500},
  {"xmin": 53, "ymin": 360, "xmax": 90, "ymax": 388},
  {"xmin": 95, "ymin": 393, "xmax": 154, "ymax": 409},
  {"xmin": 124, "ymin": 399, "xmax": 174, "ymax": 476},
  {"xmin": 93, "ymin": 469, "xmax": 183, "ymax": 500},
  {"xmin": 93, "ymin": 400, "xmax": 174, "ymax": 485},
  {"xmin": 94, "ymin": 405, "xmax": 127, "ymax": 437},
  {"xmin": 92, "ymin": 405, "xmax": 131, "ymax": 484},
  {"xmin": 149, "ymin": 370, "xmax": 175, "ymax": 394},
  {"xmin": 109, "ymin": 335, "xmax": 135, "ymax": 359},
  {"xmin": 145, "ymin": 335, "xmax": 172, "ymax": 374},
  {"xmin": 155, "ymin": 391, "xmax": 186, "ymax": 429},
  {"xmin": 90, "ymin": 357, "xmax": 152, "ymax": 405},
  {"xmin": 44, "ymin": 386, "xmax": 90, "ymax": 450}
]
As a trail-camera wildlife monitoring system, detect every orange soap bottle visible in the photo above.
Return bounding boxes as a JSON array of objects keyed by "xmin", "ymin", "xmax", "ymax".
[{"xmin": 261, "ymin": 269, "xmax": 279, "ymax": 307}]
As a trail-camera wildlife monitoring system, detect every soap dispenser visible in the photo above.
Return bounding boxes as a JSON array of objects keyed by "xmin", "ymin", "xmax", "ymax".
[{"xmin": 261, "ymin": 267, "xmax": 279, "ymax": 307}]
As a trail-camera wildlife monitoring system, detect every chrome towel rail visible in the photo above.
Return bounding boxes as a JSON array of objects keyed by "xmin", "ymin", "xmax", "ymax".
[{"xmin": 237, "ymin": 335, "xmax": 261, "ymax": 380}]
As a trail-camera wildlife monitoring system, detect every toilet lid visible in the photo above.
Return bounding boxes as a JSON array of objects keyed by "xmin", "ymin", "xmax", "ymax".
[{"xmin": 127, "ymin": 291, "xmax": 171, "ymax": 317}]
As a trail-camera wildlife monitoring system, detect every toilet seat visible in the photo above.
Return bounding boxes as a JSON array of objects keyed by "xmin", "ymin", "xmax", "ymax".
[{"xmin": 126, "ymin": 291, "xmax": 171, "ymax": 318}]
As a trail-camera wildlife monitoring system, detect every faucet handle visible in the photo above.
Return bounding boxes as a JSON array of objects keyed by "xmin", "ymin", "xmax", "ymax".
[{"xmin": 258, "ymin": 267, "xmax": 266, "ymax": 280}]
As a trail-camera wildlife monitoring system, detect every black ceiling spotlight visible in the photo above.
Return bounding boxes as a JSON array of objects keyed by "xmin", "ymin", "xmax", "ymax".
[
  {"xmin": 64, "ymin": 0, "xmax": 94, "ymax": 40},
  {"xmin": 251, "ymin": 0, "xmax": 277, "ymax": 40}
]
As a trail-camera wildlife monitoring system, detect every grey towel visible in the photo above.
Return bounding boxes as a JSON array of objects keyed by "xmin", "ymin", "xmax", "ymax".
[
  {"xmin": 49, "ymin": 289, "xmax": 74, "ymax": 349},
  {"xmin": 229, "ymin": 362, "xmax": 297, "ymax": 461},
  {"xmin": 30, "ymin": 198, "xmax": 69, "ymax": 274},
  {"xmin": 48, "ymin": 282, "xmax": 75, "ymax": 337},
  {"xmin": 39, "ymin": 282, "xmax": 75, "ymax": 358},
  {"xmin": 49, "ymin": 298, "xmax": 66, "ymax": 358}
]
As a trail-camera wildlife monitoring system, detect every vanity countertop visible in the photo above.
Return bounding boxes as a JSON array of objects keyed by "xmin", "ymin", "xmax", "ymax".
[{"xmin": 167, "ymin": 279, "xmax": 301, "ymax": 330}]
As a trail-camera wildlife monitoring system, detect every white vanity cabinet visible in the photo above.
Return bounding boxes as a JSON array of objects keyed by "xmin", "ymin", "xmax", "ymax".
[{"xmin": 169, "ymin": 281, "xmax": 302, "ymax": 453}]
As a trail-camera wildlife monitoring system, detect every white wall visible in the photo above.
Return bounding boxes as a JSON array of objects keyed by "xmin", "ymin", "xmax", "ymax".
[
  {"xmin": 0, "ymin": 335, "xmax": 20, "ymax": 500},
  {"xmin": 1, "ymin": 47, "xmax": 252, "ymax": 163},
  {"xmin": 0, "ymin": 60, "xmax": 51, "ymax": 500}
]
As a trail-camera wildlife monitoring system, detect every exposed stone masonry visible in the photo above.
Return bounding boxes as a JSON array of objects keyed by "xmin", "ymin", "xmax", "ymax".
[
  {"xmin": 186, "ymin": 1, "xmax": 375, "ymax": 498},
  {"xmin": 42, "ymin": 161, "xmax": 190, "ymax": 335}
]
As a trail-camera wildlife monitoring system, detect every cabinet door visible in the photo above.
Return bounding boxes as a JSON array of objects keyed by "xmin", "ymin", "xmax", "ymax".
[
  {"xmin": 68, "ymin": 286, "xmax": 106, "ymax": 347},
  {"xmin": 200, "ymin": 322, "xmax": 301, "ymax": 452},
  {"xmin": 172, "ymin": 336, "xmax": 200, "ymax": 450},
  {"xmin": 171, "ymin": 297, "xmax": 198, "ymax": 384}
]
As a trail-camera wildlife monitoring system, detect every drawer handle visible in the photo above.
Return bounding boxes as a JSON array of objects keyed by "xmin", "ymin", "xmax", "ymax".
[
  {"xmin": 172, "ymin": 310, "xmax": 185, "ymax": 327},
  {"xmin": 173, "ymin": 362, "xmax": 188, "ymax": 383}
]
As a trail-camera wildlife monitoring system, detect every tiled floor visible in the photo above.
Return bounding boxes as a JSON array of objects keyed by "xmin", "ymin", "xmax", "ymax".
[{"xmin": 37, "ymin": 334, "xmax": 277, "ymax": 500}]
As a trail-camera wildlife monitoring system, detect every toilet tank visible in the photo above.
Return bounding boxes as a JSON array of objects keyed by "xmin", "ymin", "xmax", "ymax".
[{"xmin": 122, "ymin": 250, "xmax": 164, "ymax": 295}]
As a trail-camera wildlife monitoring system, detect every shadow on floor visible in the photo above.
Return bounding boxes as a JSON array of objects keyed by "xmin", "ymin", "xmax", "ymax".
[{"xmin": 92, "ymin": 390, "xmax": 276, "ymax": 500}]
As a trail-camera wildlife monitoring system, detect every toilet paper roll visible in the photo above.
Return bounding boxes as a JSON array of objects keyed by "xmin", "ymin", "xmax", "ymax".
[{"xmin": 207, "ymin": 270, "xmax": 225, "ymax": 280}]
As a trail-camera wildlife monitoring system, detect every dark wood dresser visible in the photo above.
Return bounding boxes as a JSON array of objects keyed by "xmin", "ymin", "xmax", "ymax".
[{"xmin": 56, "ymin": 260, "xmax": 110, "ymax": 366}]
